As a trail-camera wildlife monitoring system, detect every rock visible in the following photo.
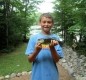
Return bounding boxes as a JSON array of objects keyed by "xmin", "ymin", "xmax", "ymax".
[
  {"xmin": 5, "ymin": 75, "xmax": 10, "ymax": 79},
  {"xmin": 0, "ymin": 76, "xmax": 4, "ymax": 80},
  {"xmin": 16, "ymin": 73, "xmax": 22, "ymax": 77},
  {"xmin": 22, "ymin": 71, "xmax": 28, "ymax": 75},
  {"xmin": 76, "ymin": 76, "xmax": 86, "ymax": 80},
  {"xmin": 62, "ymin": 59, "xmax": 66, "ymax": 63},
  {"xmin": 10, "ymin": 73, "xmax": 16, "ymax": 78},
  {"xmin": 61, "ymin": 46, "xmax": 86, "ymax": 79}
]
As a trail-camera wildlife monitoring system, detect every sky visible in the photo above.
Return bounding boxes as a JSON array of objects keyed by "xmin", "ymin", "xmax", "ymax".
[{"xmin": 37, "ymin": 0, "xmax": 54, "ymax": 13}]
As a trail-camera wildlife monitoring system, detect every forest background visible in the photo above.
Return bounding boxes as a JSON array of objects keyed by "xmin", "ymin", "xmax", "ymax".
[{"xmin": 0, "ymin": 0, "xmax": 86, "ymax": 55}]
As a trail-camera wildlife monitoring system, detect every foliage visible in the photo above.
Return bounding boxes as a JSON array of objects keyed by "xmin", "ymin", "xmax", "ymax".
[
  {"xmin": 53, "ymin": 0, "xmax": 86, "ymax": 56},
  {"xmin": 0, "ymin": 0, "xmax": 42, "ymax": 51}
]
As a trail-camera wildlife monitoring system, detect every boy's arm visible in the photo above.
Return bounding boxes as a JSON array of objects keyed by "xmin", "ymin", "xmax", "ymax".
[
  {"xmin": 49, "ymin": 40, "xmax": 61, "ymax": 63},
  {"xmin": 28, "ymin": 43, "xmax": 42, "ymax": 62},
  {"xmin": 50, "ymin": 46, "xmax": 60, "ymax": 63}
]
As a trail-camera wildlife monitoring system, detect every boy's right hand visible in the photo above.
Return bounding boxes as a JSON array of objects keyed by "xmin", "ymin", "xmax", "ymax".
[
  {"xmin": 28, "ymin": 42, "xmax": 42, "ymax": 62},
  {"xmin": 35, "ymin": 42, "xmax": 42, "ymax": 52}
]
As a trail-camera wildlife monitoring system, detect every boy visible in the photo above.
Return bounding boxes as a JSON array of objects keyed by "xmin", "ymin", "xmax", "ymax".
[{"xmin": 25, "ymin": 13, "xmax": 64, "ymax": 80}]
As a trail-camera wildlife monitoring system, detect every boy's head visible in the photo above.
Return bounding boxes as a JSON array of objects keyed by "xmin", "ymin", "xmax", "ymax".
[
  {"xmin": 39, "ymin": 13, "xmax": 54, "ymax": 34},
  {"xmin": 39, "ymin": 13, "xmax": 54, "ymax": 23}
]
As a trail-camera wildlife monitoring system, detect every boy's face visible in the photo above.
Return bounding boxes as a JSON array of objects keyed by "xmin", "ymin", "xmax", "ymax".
[{"xmin": 39, "ymin": 17, "xmax": 53, "ymax": 34}]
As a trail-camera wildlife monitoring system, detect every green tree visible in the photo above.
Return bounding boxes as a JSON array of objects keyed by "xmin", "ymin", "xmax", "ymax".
[
  {"xmin": 0, "ymin": 0, "xmax": 42, "ymax": 52},
  {"xmin": 53, "ymin": 0, "xmax": 86, "ymax": 55}
]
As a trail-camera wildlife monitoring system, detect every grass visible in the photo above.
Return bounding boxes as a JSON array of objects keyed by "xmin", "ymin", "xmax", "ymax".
[{"xmin": 0, "ymin": 43, "xmax": 32, "ymax": 76}]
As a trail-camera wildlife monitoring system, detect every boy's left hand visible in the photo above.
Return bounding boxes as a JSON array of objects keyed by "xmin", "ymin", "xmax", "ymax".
[{"xmin": 49, "ymin": 40, "xmax": 59, "ymax": 47}]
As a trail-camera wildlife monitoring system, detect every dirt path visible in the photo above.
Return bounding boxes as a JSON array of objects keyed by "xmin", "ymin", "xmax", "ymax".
[
  {"xmin": 57, "ymin": 64, "xmax": 75, "ymax": 80},
  {"xmin": 10, "ymin": 63, "xmax": 75, "ymax": 80}
]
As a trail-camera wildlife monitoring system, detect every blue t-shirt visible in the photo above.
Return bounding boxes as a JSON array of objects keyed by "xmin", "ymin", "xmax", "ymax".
[{"xmin": 25, "ymin": 33, "xmax": 64, "ymax": 80}]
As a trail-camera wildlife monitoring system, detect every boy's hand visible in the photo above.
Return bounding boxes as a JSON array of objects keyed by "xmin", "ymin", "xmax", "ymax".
[
  {"xmin": 35, "ymin": 42, "xmax": 42, "ymax": 52},
  {"xmin": 49, "ymin": 40, "xmax": 59, "ymax": 47}
]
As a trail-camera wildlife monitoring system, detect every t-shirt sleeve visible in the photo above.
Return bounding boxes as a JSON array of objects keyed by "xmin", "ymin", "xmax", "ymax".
[
  {"xmin": 55, "ymin": 45, "xmax": 64, "ymax": 58},
  {"xmin": 54, "ymin": 34, "xmax": 64, "ymax": 58},
  {"xmin": 25, "ymin": 35, "xmax": 35, "ymax": 55}
]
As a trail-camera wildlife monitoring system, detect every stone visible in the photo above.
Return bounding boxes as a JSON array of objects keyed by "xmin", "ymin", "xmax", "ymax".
[
  {"xmin": 61, "ymin": 46, "xmax": 86, "ymax": 78},
  {"xmin": 0, "ymin": 76, "xmax": 4, "ymax": 80},
  {"xmin": 16, "ymin": 73, "xmax": 22, "ymax": 77},
  {"xmin": 62, "ymin": 59, "xmax": 66, "ymax": 63},
  {"xmin": 5, "ymin": 75, "xmax": 10, "ymax": 79},
  {"xmin": 10, "ymin": 73, "xmax": 16, "ymax": 78},
  {"xmin": 22, "ymin": 71, "xmax": 28, "ymax": 75}
]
